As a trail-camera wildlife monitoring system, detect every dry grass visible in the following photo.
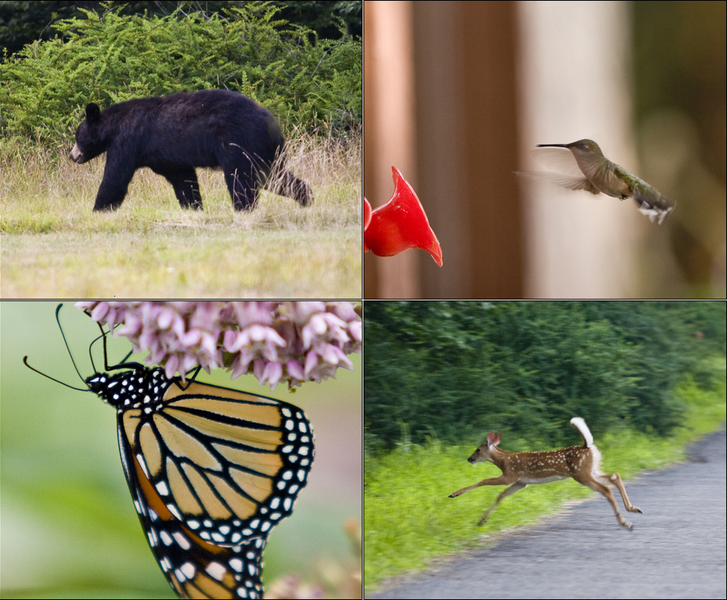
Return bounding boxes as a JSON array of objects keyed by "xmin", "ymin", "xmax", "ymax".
[{"xmin": 0, "ymin": 131, "xmax": 361, "ymax": 298}]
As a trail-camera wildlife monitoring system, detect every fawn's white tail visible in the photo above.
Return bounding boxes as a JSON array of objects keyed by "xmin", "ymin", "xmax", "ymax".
[{"xmin": 449, "ymin": 417, "xmax": 642, "ymax": 529}]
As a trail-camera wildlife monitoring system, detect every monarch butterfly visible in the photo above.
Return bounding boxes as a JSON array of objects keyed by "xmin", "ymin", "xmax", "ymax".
[{"xmin": 24, "ymin": 305, "xmax": 314, "ymax": 599}]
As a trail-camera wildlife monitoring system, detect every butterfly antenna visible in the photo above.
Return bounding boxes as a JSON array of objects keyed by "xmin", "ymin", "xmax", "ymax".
[
  {"xmin": 55, "ymin": 303, "xmax": 88, "ymax": 385},
  {"xmin": 22, "ymin": 356, "xmax": 89, "ymax": 392},
  {"xmin": 89, "ymin": 320, "xmax": 143, "ymax": 373},
  {"xmin": 88, "ymin": 327, "xmax": 105, "ymax": 374}
]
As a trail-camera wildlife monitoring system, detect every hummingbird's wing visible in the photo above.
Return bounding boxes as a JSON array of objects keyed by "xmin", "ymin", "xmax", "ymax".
[
  {"xmin": 516, "ymin": 170, "xmax": 600, "ymax": 194},
  {"xmin": 517, "ymin": 147, "xmax": 600, "ymax": 194},
  {"xmin": 570, "ymin": 152, "xmax": 632, "ymax": 199}
]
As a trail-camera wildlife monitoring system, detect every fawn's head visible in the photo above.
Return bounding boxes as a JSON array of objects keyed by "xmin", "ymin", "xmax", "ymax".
[{"xmin": 468, "ymin": 430, "xmax": 502, "ymax": 464}]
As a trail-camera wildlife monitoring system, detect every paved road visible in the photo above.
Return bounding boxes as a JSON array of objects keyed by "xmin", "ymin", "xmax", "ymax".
[{"xmin": 367, "ymin": 425, "xmax": 726, "ymax": 599}]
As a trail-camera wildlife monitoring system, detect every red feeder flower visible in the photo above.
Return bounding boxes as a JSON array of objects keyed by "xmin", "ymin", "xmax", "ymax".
[{"xmin": 364, "ymin": 166, "xmax": 443, "ymax": 266}]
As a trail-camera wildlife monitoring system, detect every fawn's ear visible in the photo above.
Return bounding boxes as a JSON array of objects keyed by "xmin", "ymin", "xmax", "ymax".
[{"xmin": 487, "ymin": 430, "xmax": 502, "ymax": 447}]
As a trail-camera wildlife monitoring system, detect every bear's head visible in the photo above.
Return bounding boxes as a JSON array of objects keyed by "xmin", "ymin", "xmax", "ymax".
[{"xmin": 69, "ymin": 103, "xmax": 106, "ymax": 164}]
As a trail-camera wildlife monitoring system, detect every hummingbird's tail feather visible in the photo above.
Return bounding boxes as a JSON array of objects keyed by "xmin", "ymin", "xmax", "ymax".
[
  {"xmin": 635, "ymin": 201, "xmax": 675, "ymax": 224},
  {"xmin": 632, "ymin": 186, "xmax": 675, "ymax": 224}
]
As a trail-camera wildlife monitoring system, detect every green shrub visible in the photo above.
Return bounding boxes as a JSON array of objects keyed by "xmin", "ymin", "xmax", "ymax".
[
  {"xmin": 0, "ymin": 1, "xmax": 361, "ymax": 147},
  {"xmin": 364, "ymin": 301, "xmax": 726, "ymax": 452}
]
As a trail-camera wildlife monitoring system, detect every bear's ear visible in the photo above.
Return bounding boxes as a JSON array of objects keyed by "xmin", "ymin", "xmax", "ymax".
[{"xmin": 85, "ymin": 103, "xmax": 101, "ymax": 123}]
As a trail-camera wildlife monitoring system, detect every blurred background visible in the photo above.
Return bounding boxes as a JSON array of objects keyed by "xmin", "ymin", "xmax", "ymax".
[
  {"xmin": 0, "ymin": 302, "xmax": 361, "ymax": 598},
  {"xmin": 364, "ymin": 1, "xmax": 726, "ymax": 298}
]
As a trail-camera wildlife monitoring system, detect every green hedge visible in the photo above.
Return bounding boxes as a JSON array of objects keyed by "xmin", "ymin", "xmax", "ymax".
[
  {"xmin": 364, "ymin": 302, "xmax": 726, "ymax": 452},
  {"xmin": 0, "ymin": 1, "xmax": 361, "ymax": 147}
]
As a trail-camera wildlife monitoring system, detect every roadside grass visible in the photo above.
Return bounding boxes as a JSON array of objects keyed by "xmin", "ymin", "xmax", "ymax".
[
  {"xmin": 363, "ymin": 357, "xmax": 726, "ymax": 592},
  {"xmin": 0, "ymin": 131, "xmax": 360, "ymax": 297}
]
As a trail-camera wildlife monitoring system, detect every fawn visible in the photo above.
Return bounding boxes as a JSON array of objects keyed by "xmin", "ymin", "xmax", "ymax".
[{"xmin": 449, "ymin": 417, "xmax": 642, "ymax": 529}]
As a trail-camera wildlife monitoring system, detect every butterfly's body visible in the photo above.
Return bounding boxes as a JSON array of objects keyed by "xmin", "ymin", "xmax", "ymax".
[{"xmin": 25, "ymin": 306, "xmax": 314, "ymax": 599}]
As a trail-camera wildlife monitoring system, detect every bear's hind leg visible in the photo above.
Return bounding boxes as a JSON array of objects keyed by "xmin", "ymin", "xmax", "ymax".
[
  {"xmin": 153, "ymin": 167, "xmax": 203, "ymax": 209},
  {"xmin": 278, "ymin": 170, "xmax": 313, "ymax": 207},
  {"xmin": 222, "ymin": 160, "xmax": 259, "ymax": 211}
]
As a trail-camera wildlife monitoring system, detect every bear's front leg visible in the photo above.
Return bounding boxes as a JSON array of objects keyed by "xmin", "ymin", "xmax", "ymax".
[{"xmin": 93, "ymin": 156, "xmax": 136, "ymax": 211}]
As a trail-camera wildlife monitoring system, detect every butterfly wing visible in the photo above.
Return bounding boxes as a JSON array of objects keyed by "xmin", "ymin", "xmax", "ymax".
[{"xmin": 115, "ymin": 375, "xmax": 314, "ymax": 599}]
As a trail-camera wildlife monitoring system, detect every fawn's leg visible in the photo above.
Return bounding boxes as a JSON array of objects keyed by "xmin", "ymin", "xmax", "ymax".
[
  {"xmin": 449, "ymin": 474, "xmax": 515, "ymax": 498},
  {"xmin": 576, "ymin": 475, "xmax": 635, "ymax": 530},
  {"xmin": 598, "ymin": 472, "xmax": 642, "ymax": 514},
  {"xmin": 477, "ymin": 481, "xmax": 528, "ymax": 526}
]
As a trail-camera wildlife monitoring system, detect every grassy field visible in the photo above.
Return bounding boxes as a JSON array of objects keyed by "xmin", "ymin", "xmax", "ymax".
[
  {"xmin": 363, "ymin": 358, "xmax": 726, "ymax": 593},
  {"xmin": 0, "ymin": 132, "xmax": 361, "ymax": 298}
]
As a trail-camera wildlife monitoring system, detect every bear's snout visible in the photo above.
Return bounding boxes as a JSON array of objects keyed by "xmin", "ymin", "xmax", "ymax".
[{"xmin": 69, "ymin": 143, "xmax": 86, "ymax": 164}]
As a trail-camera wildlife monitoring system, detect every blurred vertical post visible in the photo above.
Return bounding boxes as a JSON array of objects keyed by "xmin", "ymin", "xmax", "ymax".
[
  {"xmin": 364, "ymin": 0, "xmax": 419, "ymax": 298},
  {"xmin": 415, "ymin": 1, "xmax": 523, "ymax": 298},
  {"xmin": 365, "ymin": 1, "xmax": 523, "ymax": 298},
  {"xmin": 517, "ymin": 2, "xmax": 639, "ymax": 297}
]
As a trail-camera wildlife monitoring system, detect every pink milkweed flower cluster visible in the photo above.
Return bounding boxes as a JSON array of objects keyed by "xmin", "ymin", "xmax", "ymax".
[{"xmin": 75, "ymin": 301, "xmax": 361, "ymax": 390}]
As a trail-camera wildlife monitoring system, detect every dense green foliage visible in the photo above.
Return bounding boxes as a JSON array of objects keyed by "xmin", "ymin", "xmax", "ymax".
[
  {"xmin": 0, "ymin": 1, "xmax": 361, "ymax": 147},
  {"xmin": 0, "ymin": 2, "xmax": 361, "ymax": 56},
  {"xmin": 364, "ymin": 302, "xmax": 726, "ymax": 452}
]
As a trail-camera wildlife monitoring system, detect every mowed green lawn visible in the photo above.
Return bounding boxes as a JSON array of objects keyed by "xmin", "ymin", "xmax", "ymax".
[{"xmin": 1, "ymin": 134, "xmax": 361, "ymax": 298}]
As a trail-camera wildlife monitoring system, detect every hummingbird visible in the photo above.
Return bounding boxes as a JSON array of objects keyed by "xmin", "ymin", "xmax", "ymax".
[{"xmin": 523, "ymin": 139, "xmax": 675, "ymax": 224}]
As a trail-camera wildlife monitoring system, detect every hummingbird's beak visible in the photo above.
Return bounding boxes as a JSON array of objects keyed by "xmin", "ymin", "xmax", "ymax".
[{"xmin": 537, "ymin": 143, "xmax": 569, "ymax": 148}]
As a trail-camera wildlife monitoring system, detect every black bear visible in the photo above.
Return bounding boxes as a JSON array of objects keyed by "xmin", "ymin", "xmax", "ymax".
[{"xmin": 69, "ymin": 89, "xmax": 313, "ymax": 212}]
